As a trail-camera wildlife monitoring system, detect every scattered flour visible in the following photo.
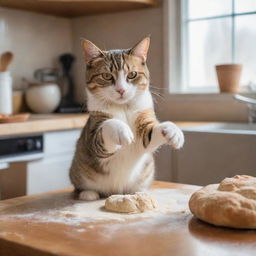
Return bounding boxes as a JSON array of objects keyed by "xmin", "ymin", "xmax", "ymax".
[
  {"xmin": 0, "ymin": 189, "xmax": 193, "ymax": 226},
  {"xmin": 0, "ymin": 231, "xmax": 25, "ymax": 240}
]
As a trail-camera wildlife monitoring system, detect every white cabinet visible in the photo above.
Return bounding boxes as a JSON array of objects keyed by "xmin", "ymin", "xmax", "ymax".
[
  {"xmin": 27, "ymin": 154, "xmax": 73, "ymax": 194},
  {"xmin": 26, "ymin": 129, "xmax": 81, "ymax": 195},
  {"xmin": 44, "ymin": 130, "xmax": 80, "ymax": 157}
]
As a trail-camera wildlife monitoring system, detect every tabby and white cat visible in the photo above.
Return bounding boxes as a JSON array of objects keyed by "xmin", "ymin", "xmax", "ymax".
[{"xmin": 69, "ymin": 37, "xmax": 184, "ymax": 201}]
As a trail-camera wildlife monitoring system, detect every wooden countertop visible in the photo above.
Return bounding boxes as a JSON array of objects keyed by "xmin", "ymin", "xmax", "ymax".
[
  {"xmin": 0, "ymin": 181, "xmax": 255, "ymax": 256},
  {"xmin": 0, "ymin": 114, "xmax": 89, "ymax": 136},
  {"xmin": 0, "ymin": 113, "xmax": 210, "ymax": 137}
]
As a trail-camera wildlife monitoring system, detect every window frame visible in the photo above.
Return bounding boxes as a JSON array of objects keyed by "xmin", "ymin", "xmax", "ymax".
[{"xmin": 164, "ymin": 0, "xmax": 256, "ymax": 94}]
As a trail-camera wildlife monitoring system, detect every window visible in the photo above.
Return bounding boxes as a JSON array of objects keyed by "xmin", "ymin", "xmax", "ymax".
[{"xmin": 166, "ymin": 0, "xmax": 256, "ymax": 93}]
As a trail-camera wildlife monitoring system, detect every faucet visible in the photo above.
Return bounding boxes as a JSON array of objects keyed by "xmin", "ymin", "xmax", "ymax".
[{"xmin": 234, "ymin": 94, "xmax": 256, "ymax": 123}]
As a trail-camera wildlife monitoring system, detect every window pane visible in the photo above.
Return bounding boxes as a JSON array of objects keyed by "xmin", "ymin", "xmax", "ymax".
[
  {"xmin": 188, "ymin": 0, "xmax": 232, "ymax": 19},
  {"xmin": 235, "ymin": 0, "xmax": 256, "ymax": 13},
  {"xmin": 187, "ymin": 18, "xmax": 232, "ymax": 88},
  {"xmin": 235, "ymin": 15, "xmax": 256, "ymax": 85}
]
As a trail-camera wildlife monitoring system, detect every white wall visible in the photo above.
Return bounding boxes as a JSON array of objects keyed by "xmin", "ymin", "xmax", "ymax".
[{"xmin": 0, "ymin": 7, "xmax": 73, "ymax": 89}]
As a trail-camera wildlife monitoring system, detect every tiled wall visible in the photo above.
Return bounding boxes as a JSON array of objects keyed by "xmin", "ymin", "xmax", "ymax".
[{"xmin": 0, "ymin": 7, "xmax": 73, "ymax": 89}]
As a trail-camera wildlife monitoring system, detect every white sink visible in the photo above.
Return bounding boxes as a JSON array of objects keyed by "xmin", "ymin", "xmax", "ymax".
[{"xmin": 182, "ymin": 122, "xmax": 256, "ymax": 135}]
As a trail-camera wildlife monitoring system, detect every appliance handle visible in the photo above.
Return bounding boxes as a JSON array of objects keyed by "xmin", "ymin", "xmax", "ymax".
[
  {"xmin": 0, "ymin": 153, "xmax": 44, "ymax": 166},
  {"xmin": 234, "ymin": 94, "xmax": 256, "ymax": 104}
]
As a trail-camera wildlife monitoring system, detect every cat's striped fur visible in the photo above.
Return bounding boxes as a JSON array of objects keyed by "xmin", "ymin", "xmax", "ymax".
[{"xmin": 69, "ymin": 37, "xmax": 184, "ymax": 200}]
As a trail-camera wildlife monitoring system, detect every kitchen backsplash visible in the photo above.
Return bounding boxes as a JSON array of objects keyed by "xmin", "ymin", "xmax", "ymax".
[{"xmin": 0, "ymin": 7, "xmax": 73, "ymax": 90}]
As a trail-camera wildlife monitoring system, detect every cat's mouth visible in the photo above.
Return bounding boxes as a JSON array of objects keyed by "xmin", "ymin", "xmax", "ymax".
[
  {"xmin": 116, "ymin": 97, "xmax": 129, "ymax": 103},
  {"xmin": 112, "ymin": 94, "xmax": 132, "ymax": 104}
]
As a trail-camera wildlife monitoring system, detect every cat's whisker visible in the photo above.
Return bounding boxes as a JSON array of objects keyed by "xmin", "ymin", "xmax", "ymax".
[
  {"xmin": 102, "ymin": 43, "xmax": 107, "ymax": 52},
  {"xmin": 150, "ymin": 84, "xmax": 170, "ymax": 93},
  {"xmin": 151, "ymin": 89, "xmax": 164, "ymax": 96},
  {"xmin": 152, "ymin": 97, "xmax": 158, "ymax": 104},
  {"xmin": 150, "ymin": 86, "xmax": 163, "ymax": 90},
  {"xmin": 151, "ymin": 91, "xmax": 165, "ymax": 101}
]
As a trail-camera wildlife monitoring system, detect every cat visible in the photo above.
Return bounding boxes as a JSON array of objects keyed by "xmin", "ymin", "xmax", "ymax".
[{"xmin": 69, "ymin": 37, "xmax": 184, "ymax": 201}]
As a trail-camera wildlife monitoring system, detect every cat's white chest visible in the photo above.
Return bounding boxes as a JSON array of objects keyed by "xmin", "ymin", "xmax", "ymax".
[{"xmin": 110, "ymin": 108, "xmax": 137, "ymax": 132}]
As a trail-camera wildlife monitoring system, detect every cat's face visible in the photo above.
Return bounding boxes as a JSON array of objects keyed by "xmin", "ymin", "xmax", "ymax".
[{"xmin": 82, "ymin": 37, "xmax": 150, "ymax": 105}]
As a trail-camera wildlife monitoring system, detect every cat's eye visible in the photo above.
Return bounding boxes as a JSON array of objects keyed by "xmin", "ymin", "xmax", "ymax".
[
  {"xmin": 102, "ymin": 73, "xmax": 113, "ymax": 80},
  {"xmin": 127, "ymin": 71, "xmax": 137, "ymax": 79}
]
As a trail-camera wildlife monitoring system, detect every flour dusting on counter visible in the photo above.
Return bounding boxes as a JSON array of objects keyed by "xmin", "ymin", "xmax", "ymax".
[{"xmin": 0, "ymin": 189, "xmax": 193, "ymax": 226}]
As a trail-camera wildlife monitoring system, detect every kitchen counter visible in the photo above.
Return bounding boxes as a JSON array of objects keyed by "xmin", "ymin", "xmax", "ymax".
[
  {"xmin": 0, "ymin": 181, "xmax": 255, "ymax": 256},
  {"xmin": 0, "ymin": 113, "xmax": 211, "ymax": 137},
  {"xmin": 0, "ymin": 114, "xmax": 89, "ymax": 136}
]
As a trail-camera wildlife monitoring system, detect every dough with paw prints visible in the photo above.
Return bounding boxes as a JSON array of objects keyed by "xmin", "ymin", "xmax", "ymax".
[{"xmin": 105, "ymin": 192, "xmax": 157, "ymax": 213}]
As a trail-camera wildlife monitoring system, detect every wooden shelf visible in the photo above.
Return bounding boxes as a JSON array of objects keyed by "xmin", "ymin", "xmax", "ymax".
[{"xmin": 0, "ymin": 0, "xmax": 159, "ymax": 17}]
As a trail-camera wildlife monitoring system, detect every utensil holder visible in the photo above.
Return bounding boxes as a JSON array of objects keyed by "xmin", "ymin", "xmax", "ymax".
[{"xmin": 0, "ymin": 71, "xmax": 12, "ymax": 114}]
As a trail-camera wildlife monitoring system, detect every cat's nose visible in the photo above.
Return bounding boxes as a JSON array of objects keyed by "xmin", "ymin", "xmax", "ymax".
[{"xmin": 116, "ymin": 89, "xmax": 125, "ymax": 96}]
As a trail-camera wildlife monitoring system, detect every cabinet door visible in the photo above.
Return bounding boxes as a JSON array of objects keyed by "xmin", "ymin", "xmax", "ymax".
[
  {"xmin": 28, "ymin": 129, "xmax": 81, "ymax": 194},
  {"xmin": 176, "ymin": 132, "xmax": 256, "ymax": 186},
  {"xmin": 27, "ymin": 153, "xmax": 73, "ymax": 195},
  {"xmin": 44, "ymin": 129, "xmax": 81, "ymax": 157}
]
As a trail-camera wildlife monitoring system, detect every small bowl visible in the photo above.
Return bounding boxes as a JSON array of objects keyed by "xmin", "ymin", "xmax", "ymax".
[{"xmin": 25, "ymin": 83, "xmax": 61, "ymax": 113}]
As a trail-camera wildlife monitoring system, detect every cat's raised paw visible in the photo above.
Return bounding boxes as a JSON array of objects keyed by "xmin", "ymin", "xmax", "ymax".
[
  {"xmin": 159, "ymin": 121, "xmax": 184, "ymax": 149},
  {"xmin": 79, "ymin": 190, "xmax": 100, "ymax": 201},
  {"xmin": 102, "ymin": 119, "xmax": 134, "ymax": 149}
]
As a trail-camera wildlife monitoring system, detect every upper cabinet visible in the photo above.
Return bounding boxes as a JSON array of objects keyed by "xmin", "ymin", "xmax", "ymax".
[{"xmin": 0, "ymin": 0, "xmax": 159, "ymax": 17}]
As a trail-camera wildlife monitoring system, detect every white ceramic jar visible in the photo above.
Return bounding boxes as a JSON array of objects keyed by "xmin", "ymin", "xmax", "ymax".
[
  {"xmin": 25, "ymin": 83, "xmax": 61, "ymax": 113},
  {"xmin": 0, "ymin": 71, "xmax": 13, "ymax": 114}
]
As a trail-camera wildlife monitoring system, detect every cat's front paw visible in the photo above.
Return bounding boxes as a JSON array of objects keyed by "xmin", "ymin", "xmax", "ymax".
[
  {"xmin": 102, "ymin": 119, "xmax": 134, "ymax": 151},
  {"xmin": 79, "ymin": 190, "xmax": 100, "ymax": 201},
  {"xmin": 158, "ymin": 121, "xmax": 184, "ymax": 149}
]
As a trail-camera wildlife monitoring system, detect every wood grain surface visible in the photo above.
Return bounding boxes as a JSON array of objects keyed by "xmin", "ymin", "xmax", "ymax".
[
  {"xmin": 0, "ymin": 0, "xmax": 158, "ymax": 17},
  {"xmin": 0, "ymin": 114, "xmax": 88, "ymax": 136},
  {"xmin": 0, "ymin": 181, "xmax": 255, "ymax": 256}
]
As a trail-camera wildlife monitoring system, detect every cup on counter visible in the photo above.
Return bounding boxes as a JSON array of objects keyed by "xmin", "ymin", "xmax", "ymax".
[
  {"xmin": 0, "ymin": 71, "xmax": 13, "ymax": 114},
  {"xmin": 25, "ymin": 83, "xmax": 61, "ymax": 113}
]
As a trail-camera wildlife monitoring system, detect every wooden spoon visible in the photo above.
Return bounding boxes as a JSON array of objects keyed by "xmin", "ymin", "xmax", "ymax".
[{"xmin": 0, "ymin": 52, "xmax": 14, "ymax": 72}]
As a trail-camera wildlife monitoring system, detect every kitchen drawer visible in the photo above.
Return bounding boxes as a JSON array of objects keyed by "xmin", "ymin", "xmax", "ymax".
[
  {"xmin": 27, "ymin": 153, "xmax": 73, "ymax": 194},
  {"xmin": 44, "ymin": 129, "xmax": 81, "ymax": 156}
]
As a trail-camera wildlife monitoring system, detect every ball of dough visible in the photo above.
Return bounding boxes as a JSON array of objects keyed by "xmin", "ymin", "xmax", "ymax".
[
  {"xmin": 105, "ymin": 192, "xmax": 157, "ymax": 213},
  {"xmin": 189, "ymin": 175, "xmax": 256, "ymax": 229}
]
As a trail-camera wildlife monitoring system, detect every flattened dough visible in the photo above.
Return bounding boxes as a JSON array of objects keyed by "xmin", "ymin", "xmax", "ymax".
[
  {"xmin": 189, "ymin": 175, "xmax": 256, "ymax": 229},
  {"xmin": 105, "ymin": 192, "xmax": 157, "ymax": 213}
]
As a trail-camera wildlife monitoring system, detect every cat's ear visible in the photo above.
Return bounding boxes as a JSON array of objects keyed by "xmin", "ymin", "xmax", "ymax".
[
  {"xmin": 130, "ymin": 37, "xmax": 150, "ymax": 61},
  {"xmin": 81, "ymin": 39, "xmax": 104, "ymax": 64}
]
